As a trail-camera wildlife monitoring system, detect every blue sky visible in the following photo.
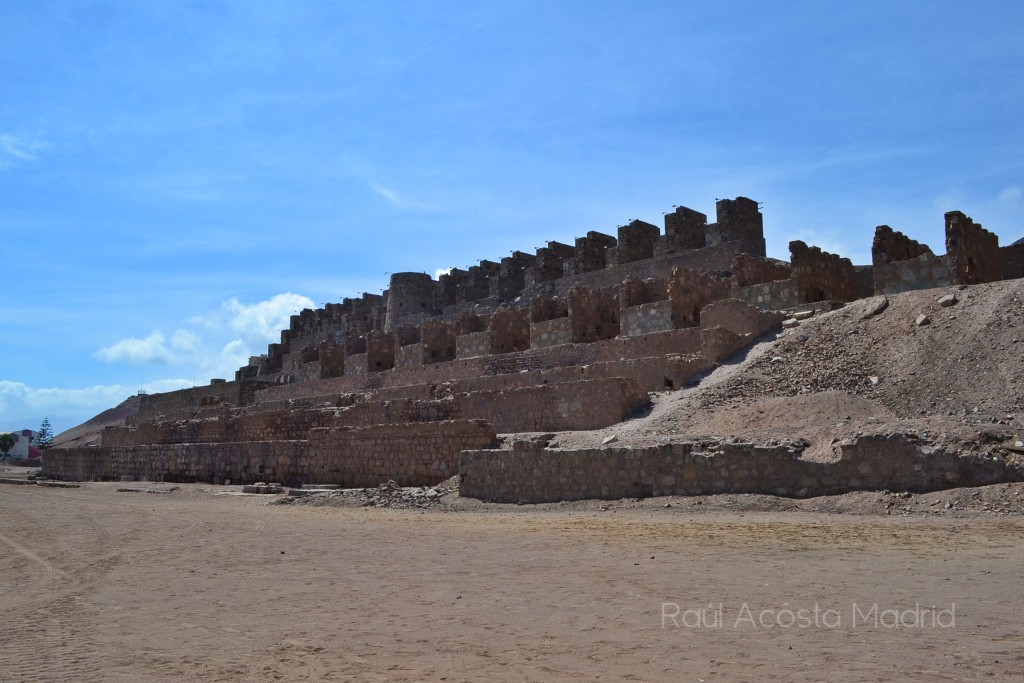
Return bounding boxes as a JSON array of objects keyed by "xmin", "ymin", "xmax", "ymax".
[{"xmin": 2, "ymin": 0, "xmax": 1023, "ymax": 435}]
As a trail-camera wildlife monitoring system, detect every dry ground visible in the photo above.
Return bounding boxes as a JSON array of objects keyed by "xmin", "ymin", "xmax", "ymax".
[{"xmin": 2, "ymin": 481, "xmax": 1022, "ymax": 682}]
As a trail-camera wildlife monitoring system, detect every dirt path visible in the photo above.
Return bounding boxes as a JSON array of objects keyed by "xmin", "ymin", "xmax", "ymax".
[{"xmin": 2, "ymin": 483, "xmax": 1022, "ymax": 681}]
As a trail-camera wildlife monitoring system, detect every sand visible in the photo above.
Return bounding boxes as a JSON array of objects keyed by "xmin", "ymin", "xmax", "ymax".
[{"xmin": 1, "ymin": 482, "xmax": 1022, "ymax": 682}]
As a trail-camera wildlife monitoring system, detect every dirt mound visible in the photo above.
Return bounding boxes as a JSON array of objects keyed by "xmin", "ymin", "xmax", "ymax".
[
  {"xmin": 557, "ymin": 279, "xmax": 1024, "ymax": 456},
  {"xmin": 52, "ymin": 395, "xmax": 140, "ymax": 448}
]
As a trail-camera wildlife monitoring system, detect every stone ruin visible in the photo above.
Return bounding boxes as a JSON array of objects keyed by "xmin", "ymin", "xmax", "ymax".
[{"xmin": 44, "ymin": 199, "xmax": 1024, "ymax": 500}]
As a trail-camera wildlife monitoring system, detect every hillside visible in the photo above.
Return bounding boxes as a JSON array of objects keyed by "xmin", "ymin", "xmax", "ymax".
[{"xmin": 51, "ymin": 395, "xmax": 141, "ymax": 449}]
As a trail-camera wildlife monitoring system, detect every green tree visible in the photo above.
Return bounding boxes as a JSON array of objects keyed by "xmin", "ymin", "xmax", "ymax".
[
  {"xmin": 37, "ymin": 418, "xmax": 54, "ymax": 450},
  {"xmin": 0, "ymin": 433, "xmax": 14, "ymax": 460}
]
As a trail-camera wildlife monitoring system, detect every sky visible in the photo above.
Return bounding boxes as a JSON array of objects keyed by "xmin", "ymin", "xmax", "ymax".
[{"xmin": 2, "ymin": 0, "xmax": 1023, "ymax": 435}]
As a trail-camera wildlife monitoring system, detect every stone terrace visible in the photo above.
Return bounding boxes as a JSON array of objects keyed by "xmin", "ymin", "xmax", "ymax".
[{"xmin": 44, "ymin": 199, "xmax": 1024, "ymax": 497}]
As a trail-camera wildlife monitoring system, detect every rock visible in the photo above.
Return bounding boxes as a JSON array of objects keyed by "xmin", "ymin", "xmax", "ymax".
[
  {"xmin": 782, "ymin": 318, "xmax": 800, "ymax": 329},
  {"xmin": 602, "ymin": 435, "xmax": 619, "ymax": 445},
  {"xmin": 915, "ymin": 314, "xmax": 930, "ymax": 326},
  {"xmin": 868, "ymin": 376, "xmax": 880, "ymax": 385},
  {"xmin": 793, "ymin": 310, "xmax": 815, "ymax": 320},
  {"xmin": 859, "ymin": 295, "xmax": 889, "ymax": 319},
  {"xmin": 937, "ymin": 293, "xmax": 958, "ymax": 307}
]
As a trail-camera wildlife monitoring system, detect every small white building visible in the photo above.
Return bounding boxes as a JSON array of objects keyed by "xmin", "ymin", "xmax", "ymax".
[{"xmin": 2, "ymin": 429, "xmax": 39, "ymax": 460}]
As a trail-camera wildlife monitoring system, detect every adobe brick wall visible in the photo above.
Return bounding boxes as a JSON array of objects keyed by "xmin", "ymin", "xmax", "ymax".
[
  {"xmin": 458, "ymin": 436, "xmax": 1024, "ymax": 503},
  {"xmin": 945, "ymin": 211, "xmax": 1002, "ymax": 284}
]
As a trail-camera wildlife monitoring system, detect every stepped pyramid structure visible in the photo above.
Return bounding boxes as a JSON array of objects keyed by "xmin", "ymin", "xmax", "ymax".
[{"xmin": 45, "ymin": 198, "xmax": 1024, "ymax": 500}]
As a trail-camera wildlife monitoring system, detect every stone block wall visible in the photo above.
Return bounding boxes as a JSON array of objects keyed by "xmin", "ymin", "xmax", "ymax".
[
  {"xmin": 620, "ymin": 276, "xmax": 667, "ymax": 308},
  {"xmin": 661, "ymin": 205, "xmax": 707, "ymax": 254},
  {"xmin": 385, "ymin": 272, "xmax": 435, "ymax": 331},
  {"xmin": 44, "ymin": 421, "xmax": 499, "ymax": 488},
  {"xmin": 530, "ymin": 317, "xmax": 573, "ymax": 348},
  {"xmin": 872, "ymin": 252, "xmax": 953, "ymax": 295},
  {"xmin": 871, "ymin": 225, "xmax": 933, "ymax": 267},
  {"xmin": 455, "ymin": 331, "xmax": 492, "ymax": 359},
  {"xmin": 530, "ymin": 295, "xmax": 568, "ymax": 322},
  {"xmin": 945, "ymin": 211, "xmax": 1002, "ymax": 284},
  {"xmin": 569, "ymin": 286, "xmax": 619, "ymax": 343},
  {"xmin": 574, "ymin": 231, "xmax": 617, "ymax": 273},
  {"xmin": 738, "ymin": 278, "xmax": 802, "ymax": 310},
  {"xmin": 707, "ymin": 197, "xmax": 766, "ymax": 257},
  {"xmin": 700, "ymin": 298, "xmax": 784, "ymax": 338},
  {"xmin": 667, "ymin": 267, "xmax": 732, "ymax": 326},
  {"xmin": 456, "ymin": 378, "xmax": 648, "ymax": 433},
  {"xmin": 489, "ymin": 307, "xmax": 530, "ymax": 354},
  {"xmin": 43, "ymin": 441, "xmax": 312, "ymax": 486},
  {"xmin": 307, "ymin": 420, "xmax": 497, "ymax": 487},
  {"xmin": 1001, "ymin": 242, "xmax": 1024, "ymax": 280},
  {"xmin": 459, "ymin": 435, "xmax": 1024, "ymax": 503},
  {"xmin": 731, "ymin": 253, "xmax": 792, "ymax": 287},
  {"xmin": 613, "ymin": 220, "xmax": 661, "ymax": 264},
  {"xmin": 789, "ymin": 240, "xmax": 868, "ymax": 303},
  {"xmin": 136, "ymin": 380, "xmax": 242, "ymax": 423},
  {"xmin": 621, "ymin": 301, "xmax": 674, "ymax": 337}
]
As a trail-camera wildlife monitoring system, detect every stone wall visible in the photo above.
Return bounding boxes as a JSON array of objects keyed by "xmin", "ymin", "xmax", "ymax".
[
  {"xmin": 307, "ymin": 420, "xmax": 497, "ymax": 487},
  {"xmin": 569, "ymin": 286, "xmax": 619, "ymax": 343},
  {"xmin": 43, "ymin": 421, "xmax": 498, "ymax": 488},
  {"xmin": 738, "ymin": 279, "xmax": 802, "ymax": 310},
  {"xmin": 872, "ymin": 252, "xmax": 953, "ymax": 295},
  {"xmin": 621, "ymin": 300, "xmax": 674, "ymax": 337},
  {"xmin": 789, "ymin": 240, "xmax": 868, "ymax": 303},
  {"xmin": 707, "ymin": 197, "xmax": 766, "ymax": 257},
  {"xmin": 668, "ymin": 267, "xmax": 733, "ymax": 326},
  {"xmin": 871, "ymin": 225, "xmax": 932, "ymax": 267},
  {"xmin": 1001, "ymin": 242, "xmax": 1024, "ymax": 280},
  {"xmin": 530, "ymin": 317, "xmax": 573, "ymax": 348},
  {"xmin": 135, "ymin": 380, "xmax": 242, "ymax": 423},
  {"xmin": 731, "ymin": 253, "xmax": 792, "ymax": 287},
  {"xmin": 42, "ymin": 441, "xmax": 311, "ymax": 486},
  {"xmin": 459, "ymin": 436, "xmax": 1024, "ymax": 503},
  {"xmin": 945, "ymin": 211, "xmax": 1002, "ymax": 284},
  {"xmin": 661, "ymin": 205, "xmax": 707, "ymax": 254},
  {"xmin": 613, "ymin": 220, "xmax": 661, "ymax": 264}
]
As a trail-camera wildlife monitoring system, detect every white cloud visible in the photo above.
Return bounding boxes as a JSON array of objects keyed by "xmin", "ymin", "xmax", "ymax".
[
  {"xmin": 95, "ymin": 292, "xmax": 315, "ymax": 382},
  {"xmin": 434, "ymin": 267, "xmax": 453, "ymax": 279},
  {"xmin": 0, "ymin": 378, "xmax": 194, "ymax": 434},
  {"xmin": 94, "ymin": 329, "xmax": 204, "ymax": 365},
  {"xmin": 0, "ymin": 133, "xmax": 47, "ymax": 168},
  {"xmin": 223, "ymin": 292, "xmax": 314, "ymax": 344}
]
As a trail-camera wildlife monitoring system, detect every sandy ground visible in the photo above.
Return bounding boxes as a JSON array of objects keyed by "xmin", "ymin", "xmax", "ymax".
[{"xmin": 2, "ymin": 481, "xmax": 1022, "ymax": 682}]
